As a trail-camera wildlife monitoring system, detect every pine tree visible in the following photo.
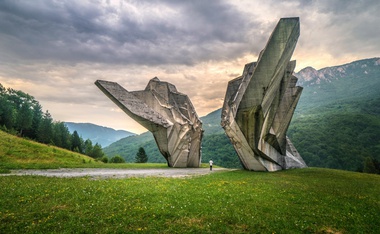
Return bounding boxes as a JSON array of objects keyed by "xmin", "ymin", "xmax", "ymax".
[
  {"xmin": 37, "ymin": 110, "xmax": 53, "ymax": 144},
  {"xmin": 71, "ymin": 130, "xmax": 83, "ymax": 153},
  {"xmin": 135, "ymin": 147, "xmax": 148, "ymax": 163},
  {"xmin": 30, "ymin": 103, "xmax": 43, "ymax": 139},
  {"xmin": 52, "ymin": 122, "xmax": 72, "ymax": 149},
  {"xmin": 0, "ymin": 96, "xmax": 15, "ymax": 129},
  {"xmin": 83, "ymin": 139, "xmax": 93, "ymax": 156},
  {"xmin": 16, "ymin": 102, "xmax": 33, "ymax": 136}
]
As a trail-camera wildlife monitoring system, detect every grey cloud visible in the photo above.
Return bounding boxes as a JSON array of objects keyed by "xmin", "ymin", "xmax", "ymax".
[
  {"xmin": 314, "ymin": 0, "xmax": 380, "ymax": 15},
  {"xmin": 314, "ymin": 0, "xmax": 380, "ymax": 57},
  {"xmin": 0, "ymin": 0, "xmax": 256, "ymax": 66},
  {"xmin": 261, "ymin": 0, "xmax": 380, "ymax": 62}
]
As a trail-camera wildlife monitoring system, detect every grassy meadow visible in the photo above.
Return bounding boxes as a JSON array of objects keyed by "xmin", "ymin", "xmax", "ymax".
[
  {"xmin": 1, "ymin": 168, "xmax": 379, "ymax": 233},
  {"xmin": 1, "ymin": 130, "xmax": 379, "ymax": 233}
]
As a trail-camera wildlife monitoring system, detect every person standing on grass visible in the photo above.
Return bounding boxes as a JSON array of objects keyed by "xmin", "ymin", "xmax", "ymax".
[{"xmin": 209, "ymin": 159, "xmax": 213, "ymax": 171}]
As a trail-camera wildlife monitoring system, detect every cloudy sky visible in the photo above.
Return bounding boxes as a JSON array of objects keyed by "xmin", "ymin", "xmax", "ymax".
[{"xmin": 1, "ymin": 0, "xmax": 379, "ymax": 133}]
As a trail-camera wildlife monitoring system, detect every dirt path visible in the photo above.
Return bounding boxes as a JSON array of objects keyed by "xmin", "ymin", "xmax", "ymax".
[{"xmin": 4, "ymin": 168, "xmax": 234, "ymax": 179}]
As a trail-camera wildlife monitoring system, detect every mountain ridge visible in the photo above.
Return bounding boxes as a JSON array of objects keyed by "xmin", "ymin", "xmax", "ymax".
[
  {"xmin": 296, "ymin": 57, "xmax": 380, "ymax": 86},
  {"xmin": 65, "ymin": 122, "xmax": 135, "ymax": 147}
]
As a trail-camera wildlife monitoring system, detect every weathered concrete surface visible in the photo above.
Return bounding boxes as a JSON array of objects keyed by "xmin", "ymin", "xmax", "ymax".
[
  {"xmin": 221, "ymin": 17, "xmax": 307, "ymax": 171},
  {"xmin": 95, "ymin": 78, "xmax": 203, "ymax": 168}
]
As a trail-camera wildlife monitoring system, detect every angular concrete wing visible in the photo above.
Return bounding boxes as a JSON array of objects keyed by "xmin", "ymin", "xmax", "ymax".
[
  {"xmin": 95, "ymin": 78, "xmax": 203, "ymax": 168},
  {"xmin": 221, "ymin": 17, "xmax": 307, "ymax": 171}
]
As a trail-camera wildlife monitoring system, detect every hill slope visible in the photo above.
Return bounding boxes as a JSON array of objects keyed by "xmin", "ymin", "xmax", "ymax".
[
  {"xmin": 65, "ymin": 122, "xmax": 135, "ymax": 147},
  {"xmin": 0, "ymin": 130, "xmax": 103, "ymax": 170},
  {"xmin": 104, "ymin": 58, "xmax": 380, "ymax": 171}
]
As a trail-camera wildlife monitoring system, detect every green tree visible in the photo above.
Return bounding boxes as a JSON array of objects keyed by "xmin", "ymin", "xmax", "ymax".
[
  {"xmin": 91, "ymin": 143, "xmax": 104, "ymax": 159},
  {"xmin": 135, "ymin": 147, "xmax": 148, "ymax": 163},
  {"xmin": 16, "ymin": 102, "xmax": 33, "ymax": 136},
  {"xmin": 83, "ymin": 139, "xmax": 94, "ymax": 156},
  {"xmin": 7, "ymin": 89, "xmax": 37, "ymax": 135},
  {"xmin": 71, "ymin": 130, "xmax": 83, "ymax": 153},
  {"xmin": 52, "ymin": 122, "xmax": 72, "ymax": 149},
  {"xmin": 30, "ymin": 103, "xmax": 43, "ymax": 139},
  {"xmin": 37, "ymin": 110, "xmax": 53, "ymax": 144},
  {"xmin": 0, "ymin": 95, "xmax": 15, "ymax": 129}
]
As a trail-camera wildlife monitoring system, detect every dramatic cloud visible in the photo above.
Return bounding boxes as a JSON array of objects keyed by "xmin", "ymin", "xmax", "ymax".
[
  {"xmin": 0, "ymin": 0, "xmax": 379, "ymax": 133},
  {"xmin": 0, "ymin": 0, "xmax": 254, "ymax": 65}
]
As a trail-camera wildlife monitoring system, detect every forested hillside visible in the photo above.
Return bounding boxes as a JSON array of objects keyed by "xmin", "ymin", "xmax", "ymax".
[
  {"xmin": 289, "ymin": 58, "xmax": 380, "ymax": 172},
  {"xmin": 104, "ymin": 58, "xmax": 380, "ymax": 172},
  {"xmin": 0, "ymin": 84, "xmax": 105, "ymax": 159},
  {"xmin": 103, "ymin": 131, "xmax": 164, "ymax": 163}
]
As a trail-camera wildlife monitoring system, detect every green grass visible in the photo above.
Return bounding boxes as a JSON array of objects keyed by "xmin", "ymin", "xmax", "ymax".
[
  {"xmin": 1, "ymin": 130, "xmax": 379, "ymax": 233},
  {"xmin": 1, "ymin": 168, "xmax": 379, "ymax": 233},
  {"xmin": 0, "ymin": 130, "xmax": 103, "ymax": 170}
]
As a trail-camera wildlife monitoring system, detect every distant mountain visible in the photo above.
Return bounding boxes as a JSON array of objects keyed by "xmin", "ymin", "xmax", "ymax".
[
  {"xmin": 295, "ymin": 57, "xmax": 380, "ymax": 110},
  {"xmin": 104, "ymin": 57, "xmax": 380, "ymax": 171},
  {"xmin": 65, "ymin": 122, "xmax": 135, "ymax": 147},
  {"xmin": 296, "ymin": 58, "xmax": 380, "ymax": 86}
]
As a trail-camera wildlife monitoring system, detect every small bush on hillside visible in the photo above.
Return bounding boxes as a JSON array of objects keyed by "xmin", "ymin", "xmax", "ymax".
[
  {"xmin": 110, "ymin": 155, "xmax": 125, "ymax": 163},
  {"xmin": 100, "ymin": 156, "xmax": 109, "ymax": 163},
  {"xmin": 363, "ymin": 157, "xmax": 380, "ymax": 174}
]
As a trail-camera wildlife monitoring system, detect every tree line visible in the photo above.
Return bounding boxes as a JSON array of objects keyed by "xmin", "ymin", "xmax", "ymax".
[
  {"xmin": 288, "ymin": 99, "xmax": 380, "ymax": 174},
  {"xmin": 0, "ymin": 83, "xmax": 104, "ymax": 159}
]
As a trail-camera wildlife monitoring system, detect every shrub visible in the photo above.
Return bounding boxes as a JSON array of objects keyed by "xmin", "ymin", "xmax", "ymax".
[
  {"xmin": 100, "ymin": 156, "xmax": 109, "ymax": 163},
  {"xmin": 110, "ymin": 155, "xmax": 125, "ymax": 163}
]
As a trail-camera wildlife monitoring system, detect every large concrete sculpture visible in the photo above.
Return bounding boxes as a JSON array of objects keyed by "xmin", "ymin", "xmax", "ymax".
[
  {"xmin": 95, "ymin": 78, "xmax": 203, "ymax": 168},
  {"xmin": 221, "ymin": 17, "xmax": 307, "ymax": 171}
]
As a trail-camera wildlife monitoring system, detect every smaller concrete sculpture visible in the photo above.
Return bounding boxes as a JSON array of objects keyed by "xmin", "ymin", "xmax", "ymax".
[
  {"xmin": 221, "ymin": 17, "xmax": 307, "ymax": 171},
  {"xmin": 95, "ymin": 78, "xmax": 203, "ymax": 168}
]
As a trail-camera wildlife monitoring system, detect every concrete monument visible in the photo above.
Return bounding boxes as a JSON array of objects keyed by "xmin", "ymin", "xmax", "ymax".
[
  {"xmin": 95, "ymin": 78, "xmax": 203, "ymax": 168},
  {"xmin": 221, "ymin": 17, "xmax": 307, "ymax": 171}
]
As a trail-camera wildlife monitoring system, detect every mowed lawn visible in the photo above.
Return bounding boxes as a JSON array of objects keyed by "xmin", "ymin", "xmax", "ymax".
[{"xmin": 1, "ymin": 168, "xmax": 379, "ymax": 233}]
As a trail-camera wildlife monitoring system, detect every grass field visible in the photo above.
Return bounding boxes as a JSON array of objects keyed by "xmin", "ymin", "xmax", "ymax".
[
  {"xmin": 1, "ymin": 168, "xmax": 379, "ymax": 233},
  {"xmin": 1, "ymin": 131, "xmax": 379, "ymax": 233}
]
